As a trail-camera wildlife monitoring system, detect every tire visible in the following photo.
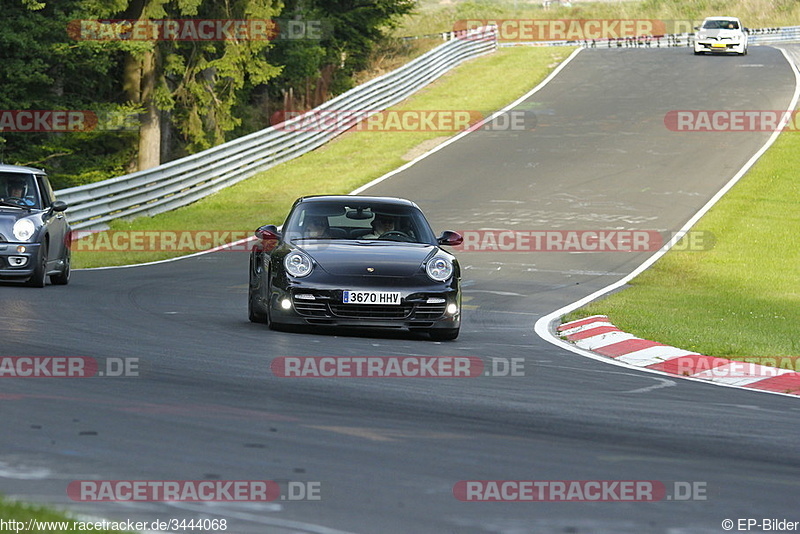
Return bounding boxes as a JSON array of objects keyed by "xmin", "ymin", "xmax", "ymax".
[
  {"xmin": 50, "ymin": 247, "xmax": 70, "ymax": 285},
  {"xmin": 248, "ymin": 257, "xmax": 268, "ymax": 323},
  {"xmin": 25, "ymin": 244, "xmax": 47, "ymax": 288},
  {"xmin": 429, "ymin": 328, "xmax": 459, "ymax": 341},
  {"xmin": 248, "ymin": 289, "xmax": 267, "ymax": 323},
  {"xmin": 265, "ymin": 289, "xmax": 279, "ymax": 331}
]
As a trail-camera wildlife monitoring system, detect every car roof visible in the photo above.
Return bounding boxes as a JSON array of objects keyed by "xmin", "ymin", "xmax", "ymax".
[
  {"xmin": 295, "ymin": 195, "xmax": 420, "ymax": 208},
  {"xmin": 0, "ymin": 163, "xmax": 46, "ymax": 175}
]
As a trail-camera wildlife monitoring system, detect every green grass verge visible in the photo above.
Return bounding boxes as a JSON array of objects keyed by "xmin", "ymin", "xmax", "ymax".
[
  {"xmin": 567, "ymin": 124, "xmax": 800, "ymax": 360},
  {"xmin": 72, "ymin": 45, "xmax": 573, "ymax": 268},
  {"xmin": 0, "ymin": 497, "xmax": 130, "ymax": 533}
]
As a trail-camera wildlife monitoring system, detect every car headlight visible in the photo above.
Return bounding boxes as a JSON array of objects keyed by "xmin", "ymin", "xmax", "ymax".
[
  {"xmin": 426, "ymin": 256, "xmax": 453, "ymax": 282},
  {"xmin": 12, "ymin": 219, "xmax": 36, "ymax": 241},
  {"xmin": 284, "ymin": 250, "xmax": 313, "ymax": 277},
  {"xmin": 697, "ymin": 32, "xmax": 707, "ymax": 39}
]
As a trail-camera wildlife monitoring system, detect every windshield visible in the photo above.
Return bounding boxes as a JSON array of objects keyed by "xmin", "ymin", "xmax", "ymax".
[
  {"xmin": 284, "ymin": 200, "xmax": 437, "ymax": 244},
  {"xmin": 702, "ymin": 19, "xmax": 739, "ymax": 30},
  {"xmin": 0, "ymin": 172, "xmax": 41, "ymax": 209}
]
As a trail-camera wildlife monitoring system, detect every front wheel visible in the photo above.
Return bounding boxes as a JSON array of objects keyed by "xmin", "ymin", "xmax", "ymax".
[
  {"xmin": 248, "ymin": 289, "xmax": 267, "ymax": 323},
  {"xmin": 25, "ymin": 245, "xmax": 47, "ymax": 288},
  {"xmin": 248, "ymin": 257, "xmax": 268, "ymax": 323},
  {"xmin": 429, "ymin": 328, "xmax": 459, "ymax": 341}
]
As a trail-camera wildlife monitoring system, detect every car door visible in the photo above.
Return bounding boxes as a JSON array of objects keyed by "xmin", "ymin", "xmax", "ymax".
[{"xmin": 36, "ymin": 174, "xmax": 67, "ymax": 266}]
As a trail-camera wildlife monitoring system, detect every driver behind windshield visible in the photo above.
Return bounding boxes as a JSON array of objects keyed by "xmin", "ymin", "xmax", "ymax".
[
  {"xmin": 303, "ymin": 215, "xmax": 331, "ymax": 238},
  {"xmin": 361, "ymin": 214, "xmax": 397, "ymax": 239},
  {"xmin": 2, "ymin": 178, "xmax": 36, "ymax": 207}
]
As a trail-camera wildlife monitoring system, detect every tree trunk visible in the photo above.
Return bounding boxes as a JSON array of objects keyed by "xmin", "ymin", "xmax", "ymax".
[{"xmin": 137, "ymin": 49, "xmax": 161, "ymax": 171}]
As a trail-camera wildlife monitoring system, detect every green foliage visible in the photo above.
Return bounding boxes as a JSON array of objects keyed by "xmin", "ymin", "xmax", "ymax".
[
  {"xmin": 268, "ymin": 0, "xmax": 415, "ymax": 107},
  {"xmin": 0, "ymin": 0, "xmax": 131, "ymax": 185},
  {"xmin": 0, "ymin": 0, "xmax": 438, "ymax": 185}
]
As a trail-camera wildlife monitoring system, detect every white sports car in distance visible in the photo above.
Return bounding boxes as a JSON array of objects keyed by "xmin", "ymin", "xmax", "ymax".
[{"xmin": 694, "ymin": 17, "xmax": 748, "ymax": 55}]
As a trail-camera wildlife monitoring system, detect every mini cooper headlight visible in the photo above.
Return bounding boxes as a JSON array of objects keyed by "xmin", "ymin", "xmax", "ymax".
[
  {"xmin": 426, "ymin": 256, "xmax": 453, "ymax": 282},
  {"xmin": 284, "ymin": 250, "xmax": 313, "ymax": 278},
  {"xmin": 12, "ymin": 219, "xmax": 36, "ymax": 241}
]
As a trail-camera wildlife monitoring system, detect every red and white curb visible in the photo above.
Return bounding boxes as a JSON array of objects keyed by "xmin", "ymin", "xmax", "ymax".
[{"xmin": 558, "ymin": 315, "xmax": 800, "ymax": 396}]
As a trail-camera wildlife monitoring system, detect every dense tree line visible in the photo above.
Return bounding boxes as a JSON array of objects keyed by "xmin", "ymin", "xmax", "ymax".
[{"xmin": 0, "ymin": 0, "xmax": 414, "ymax": 189}]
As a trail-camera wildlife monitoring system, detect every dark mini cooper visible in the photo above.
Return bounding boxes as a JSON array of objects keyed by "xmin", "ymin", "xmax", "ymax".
[
  {"xmin": 0, "ymin": 164, "xmax": 70, "ymax": 287},
  {"xmin": 248, "ymin": 196, "xmax": 463, "ymax": 340}
]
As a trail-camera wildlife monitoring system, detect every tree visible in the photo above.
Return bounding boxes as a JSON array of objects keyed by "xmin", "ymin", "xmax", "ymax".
[
  {"xmin": 268, "ymin": 0, "xmax": 415, "ymax": 110},
  {"xmin": 0, "ymin": 0, "xmax": 135, "ymax": 188},
  {"xmin": 74, "ymin": 0, "xmax": 283, "ymax": 167}
]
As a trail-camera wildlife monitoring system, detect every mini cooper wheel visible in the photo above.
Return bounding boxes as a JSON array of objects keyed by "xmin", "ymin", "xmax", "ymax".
[
  {"xmin": 25, "ymin": 245, "xmax": 47, "ymax": 287},
  {"xmin": 50, "ymin": 247, "xmax": 70, "ymax": 285}
]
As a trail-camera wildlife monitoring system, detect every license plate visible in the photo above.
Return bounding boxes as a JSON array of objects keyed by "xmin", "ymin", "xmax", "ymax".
[
  {"xmin": 712, "ymin": 43, "xmax": 727, "ymax": 48},
  {"xmin": 342, "ymin": 291, "xmax": 401, "ymax": 305}
]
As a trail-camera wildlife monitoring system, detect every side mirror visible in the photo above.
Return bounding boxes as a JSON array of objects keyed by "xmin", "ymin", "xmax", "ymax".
[
  {"xmin": 255, "ymin": 224, "xmax": 279, "ymax": 239},
  {"xmin": 254, "ymin": 224, "xmax": 280, "ymax": 252},
  {"xmin": 51, "ymin": 200, "xmax": 68, "ymax": 213},
  {"xmin": 693, "ymin": 26, "xmax": 700, "ymax": 31},
  {"xmin": 437, "ymin": 230, "xmax": 463, "ymax": 247}
]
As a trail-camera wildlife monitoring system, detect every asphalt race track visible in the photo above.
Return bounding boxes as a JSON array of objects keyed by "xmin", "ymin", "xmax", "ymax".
[{"xmin": 2, "ymin": 46, "xmax": 799, "ymax": 534}]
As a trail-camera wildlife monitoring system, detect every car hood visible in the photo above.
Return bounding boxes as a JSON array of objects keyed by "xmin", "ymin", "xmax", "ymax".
[
  {"xmin": 297, "ymin": 241, "xmax": 437, "ymax": 277},
  {"xmin": 700, "ymin": 29, "xmax": 741, "ymax": 38}
]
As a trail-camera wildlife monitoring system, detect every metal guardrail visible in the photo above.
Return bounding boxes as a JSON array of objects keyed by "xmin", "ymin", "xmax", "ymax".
[
  {"xmin": 495, "ymin": 25, "xmax": 800, "ymax": 49},
  {"xmin": 56, "ymin": 26, "xmax": 498, "ymax": 231}
]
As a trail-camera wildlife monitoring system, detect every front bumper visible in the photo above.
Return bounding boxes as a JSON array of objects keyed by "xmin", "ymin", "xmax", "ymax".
[
  {"xmin": 269, "ymin": 285, "xmax": 461, "ymax": 331},
  {"xmin": 0, "ymin": 242, "xmax": 40, "ymax": 279},
  {"xmin": 694, "ymin": 40, "xmax": 746, "ymax": 53}
]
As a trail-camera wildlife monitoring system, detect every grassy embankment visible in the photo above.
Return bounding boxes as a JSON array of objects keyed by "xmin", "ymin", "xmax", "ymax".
[{"xmin": 567, "ymin": 122, "xmax": 799, "ymax": 360}]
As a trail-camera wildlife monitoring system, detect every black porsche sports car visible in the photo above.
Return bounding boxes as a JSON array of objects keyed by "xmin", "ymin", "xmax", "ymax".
[
  {"xmin": 248, "ymin": 195, "xmax": 463, "ymax": 340},
  {"xmin": 0, "ymin": 164, "xmax": 70, "ymax": 287}
]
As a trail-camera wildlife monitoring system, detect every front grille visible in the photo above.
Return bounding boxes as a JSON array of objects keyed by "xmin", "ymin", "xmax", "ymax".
[
  {"xmin": 329, "ymin": 303, "xmax": 413, "ymax": 319},
  {"xmin": 292, "ymin": 298, "xmax": 329, "ymax": 317},
  {"xmin": 413, "ymin": 302, "xmax": 447, "ymax": 320},
  {"xmin": 292, "ymin": 293, "xmax": 449, "ymax": 321}
]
